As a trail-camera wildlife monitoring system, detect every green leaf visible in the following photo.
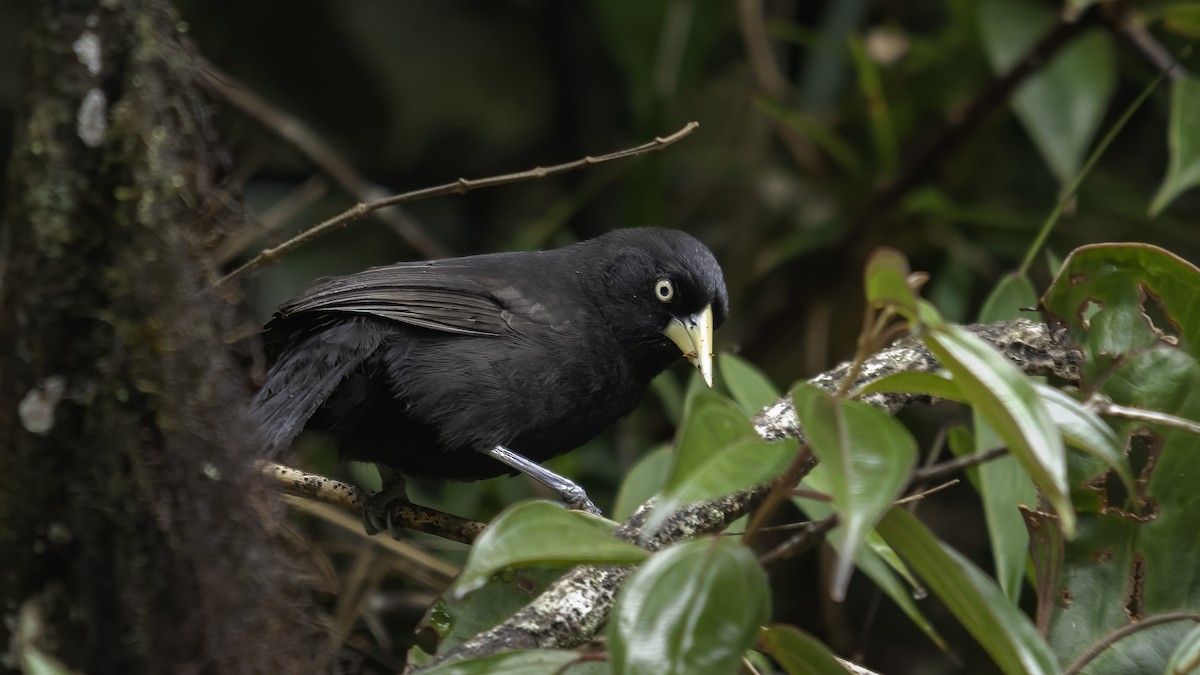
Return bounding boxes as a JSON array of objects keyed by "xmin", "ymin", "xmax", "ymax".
[
  {"xmin": 1033, "ymin": 383, "xmax": 1134, "ymax": 499},
  {"xmin": 792, "ymin": 384, "xmax": 917, "ymax": 600},
  {"xmin": 1151, "ymin": 77, "xmax": 1200, "ymax": 215},
  {"xmin": 718, "ymin": 352, "xmax": 780, "ymax": 416},
  {"xmin": 1165, "ymin": 622, "xmax": 1200, "ymax": 675},
  {"xmin": 865, "ymin": 247, "xmax": 917, "ymax": 317},
  {"xmin": 1164, "ymin": 4, "xmax": 1200, "ymax": 38},
  {"xmin": 794, "ymin": 469, "xmax": 945, "ymax": 651},
  {"xmin": 759, "ymin": 625, "xmax": 848, "ymax": 675},
  {"xmin": 979, "ymin": 273, "xmax": 1038, "ymax": 323},
  {"xmin": 855, "ymin": 370, "xmax": 966, "ymax": 402},
  {"xmin": 669, "ymin": 390, "xmax": 758, "ymax": 488},
  {"xmin": 877, "ymin": 508, "xmax": 1061, "ymax": 675},
  {"xmin": 922, "ymin": 319, "xmax": 1074, "ymax": 537},
  {"xmin": 419, "ymin": 649, "xmax": 585, "ymax": 675},
  {"xmin": 608, "ymin": 538, "xmax": 769, "ymax": 675},
  {"xmin": 452, "ymin": 501, "xmax": 646, "ymax": 598},
  {"xmin": 1042, "ymin": 243, "xmax": 1200, "ymax": 372},
  {"xmin": 974, "ymin": 273, "xmax": 1041, "ymax": 603},
  {"xmin": 429, "ymin": 568, "xmax": 565, "ymax": 653},
  {"xmin": 978, "ymin": 0, "xmax": 1116, "ymax": 184},
  {"xmin": 613, "ymin": 445, "xmax": 673, "ymax": 522},
  {"xmin": 643, "ymin": 437, "xmax": 796, "ymax": 537}
]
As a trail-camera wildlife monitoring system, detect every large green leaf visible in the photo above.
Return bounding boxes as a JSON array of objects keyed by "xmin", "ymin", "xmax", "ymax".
[
  {"xmin": 920, "ymin": 313, "xmax": 1074, "ymax": 537},
  {"xmin": 425, "ymin": 567, "xmax": 567, "ymax": 655},
  {"xmin": 877, "ymin": 508, "xmax": 1061, "ymax": 675},
  {"xmin": 642, "ymin": 437, "xmax": 795, "ymax": 537},
  {"xmin": 978, "ymin": 0, "xmax": 1116, "ymax": 184},
  {"xmin": 864, "ymin": 247, "xmax": 918, "ymax": 317},
  {"xmin": 758, "ymin": 625, "xmax": 848, "ymax": 675},
  {"xmin": 608, "ymin": 538, "xmax": 769, "ymax": 675},
  {"xmin": 793, "ymin": 384, "xmax": 917, "ymax": 600},
  {"xmin": 613, "ymin": 444, "xmax": 673, "ymax": 522},
  {"xmin": 1165, "ymin": 622, "xmax": 1200, "ymax": 675},
  {"xmin": 668, "ymin": 389, "xmax": 759, "ymax": 488},
  {"xmin": 718, "ymin": 352, "xmax": 780, "ymax": 416},
  {"xmin": 1033, "ymin": 383, "xmax": 1134, "ymax": 498},
  {"xmin": 1151, "ymin": 77, "xmax": 1200, "ymax": 216},
  {"xmin": 1042, "ymin": 243, "xmax": 1200, "ymax": 377},
  {"xmin": 794, "ymin": 466, "xmax": 945, "ymax": 651},
  {"xmin": 974, "ymin": 273, "xmax": 1040, "ymax": 603},
  {"xmin": 1041, "ymin": 244, "xmax": 1200, "ymax": 674},
  {"xmin": 452, "ymin": 501, "xmax": 646, "ymax": 598}
]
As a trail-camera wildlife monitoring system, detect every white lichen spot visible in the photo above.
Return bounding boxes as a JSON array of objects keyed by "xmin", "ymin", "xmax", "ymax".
[
  {"xmin": 73, "ymin": 30, "xmax": 102, "ymax": 76},
  {"xmin": 18, "ymin": 376, "xmax": 67, "ymax": 435},
  {"xmin": 47, "ymin": 522, "xmax": 72, "ymax": 544},
  {"xmin": 78, "ymin": 88, "xmax": 107, "ymax": 148},
  {"xmin": 202, "ymin": 463, "xmax": 222, "ymax": 480}
]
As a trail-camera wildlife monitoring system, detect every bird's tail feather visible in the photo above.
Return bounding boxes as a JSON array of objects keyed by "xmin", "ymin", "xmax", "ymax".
[{"xmin": 253, "ymin": 318, "xmax": 384, "ymax": 456}]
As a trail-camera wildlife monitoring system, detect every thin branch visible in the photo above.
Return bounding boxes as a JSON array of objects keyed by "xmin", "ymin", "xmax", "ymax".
[
  {"xmin": 217, "ymin": 122, "xmax": 701, "ymax": 287},
  {"xmin": 264, "ymin": 462, "xmax": 485, "ymax": 545},
  {"xmin": 214, "ymin": 175, "xmax": 329, "ymax": 265},
  {"xmin": 1102, "ymin": 1, "xmax": 1190, "ymax": 81},
  {"xmin": 894, "ymin": 479, "xmax": 959, "ymax": 505},
  {"xmin": 199, "ymin": 60, "xmax": 447, "ymax": 260},
  {"xmin": 759, "ymin": 516, "xmax": 838, "ymax": 567},
  {"xmin": 1092, "ymin": 398, "xmax": 1200, "ymax": 435},
  {"xmin": 910, "ymin": 447, "xmax": 1009, "ymax": 484},
  {"xmin": 1063, "ymin": 611, "xmax": 1200, "ymax": 675}
]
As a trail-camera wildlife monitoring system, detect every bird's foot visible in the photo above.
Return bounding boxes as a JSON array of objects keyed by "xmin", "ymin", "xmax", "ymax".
[
  {"xmin": 362, "ymin": 476, "xmax": 410, "ymax": 536},
  {"xmin": 483, "ymin": 445, "xmax": 603, "ymax": 517},
  {"xmin": 557, "ymin": 483, "xmax": 602, "ymax": 516}
]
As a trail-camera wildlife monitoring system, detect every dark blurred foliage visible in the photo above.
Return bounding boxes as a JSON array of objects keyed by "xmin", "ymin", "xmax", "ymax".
[{"xmin": 3, "ymin": 1, "xmax": 1198, "ymax": 672}]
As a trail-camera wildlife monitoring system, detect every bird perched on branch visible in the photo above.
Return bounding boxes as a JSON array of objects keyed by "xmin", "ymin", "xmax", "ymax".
[{"xmin": 254, "ymin": 227, "xmax": 728, "ymax": 524}]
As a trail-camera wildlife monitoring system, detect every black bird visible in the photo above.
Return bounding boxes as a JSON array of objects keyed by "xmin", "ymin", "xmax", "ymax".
[{"xmin": 254, "ymin": 227, "xmax": 728, "ymax": 517}]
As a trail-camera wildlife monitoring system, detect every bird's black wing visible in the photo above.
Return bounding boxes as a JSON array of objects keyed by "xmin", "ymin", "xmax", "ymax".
[{"xmin": 272, "ymin": 262, "xmax": 516, "ymax": 337}]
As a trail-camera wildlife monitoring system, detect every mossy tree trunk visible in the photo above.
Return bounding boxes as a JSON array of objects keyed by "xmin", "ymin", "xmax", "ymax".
[{"xmin": 0, "ymin": 1, "xmax": 319, "ymax": 671}]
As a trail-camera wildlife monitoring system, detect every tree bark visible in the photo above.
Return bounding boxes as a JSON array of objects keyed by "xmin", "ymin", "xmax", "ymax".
[{"xmin": 0, "ymin": 1, "xmax": 320, "ymax": 672}]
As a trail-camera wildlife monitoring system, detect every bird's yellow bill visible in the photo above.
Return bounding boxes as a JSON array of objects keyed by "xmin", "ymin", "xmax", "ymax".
[{"xmin": 663, "ymin": 305, "xmax": 715, "ymax": 387}]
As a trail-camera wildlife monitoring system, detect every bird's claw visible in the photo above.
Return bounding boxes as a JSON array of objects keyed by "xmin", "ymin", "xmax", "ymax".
[
  {"xmin": 560, "ymin": 485, "xmax": 602, "ymax": 516},
  {"xmin": 362, "ymin": 476, "xmax": 410, "ymax": 536}
]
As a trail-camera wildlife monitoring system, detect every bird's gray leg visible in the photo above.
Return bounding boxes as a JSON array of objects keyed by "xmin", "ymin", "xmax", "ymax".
[{"xmin": 484, "ymin": 445, "xmax": 602, "ymax": 516}]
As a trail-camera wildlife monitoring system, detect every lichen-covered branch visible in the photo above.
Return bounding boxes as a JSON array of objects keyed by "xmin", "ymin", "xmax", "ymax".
[{"xmin": 415, "ymin": 318, "xmax": 1080, "ymax": 670}]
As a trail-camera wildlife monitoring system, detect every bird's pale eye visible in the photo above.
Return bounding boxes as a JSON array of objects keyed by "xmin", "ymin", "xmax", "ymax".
[{"xmin": 654, "ymin": 278, "xmax": 675, "ymax": 303}]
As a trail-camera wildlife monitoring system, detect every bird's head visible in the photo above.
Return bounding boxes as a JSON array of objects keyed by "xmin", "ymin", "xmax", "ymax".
[{"xmin": 587, "ymin": 228, "xmax": 729, "ymax": 386}]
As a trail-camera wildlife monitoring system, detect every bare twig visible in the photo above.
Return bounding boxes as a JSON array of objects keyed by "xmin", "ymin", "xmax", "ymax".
[
  {"xmin": 1102, "ymin": 1, "xmax": 1189, "ymax": 81},
  {"xmin": 895, "ymin": 479, "xmax": 960, "ymax": 505},
  {"xmin": 264, "ymin": 462, "xmax": 485, "ymax": 545},
  {"xmin": 217, "ymin": 122, "xmax": 701, "ymax": 287},
  {"xmin": 1091, "ymin": 397, "xmax": 1200, "ymax": 434},
  {"xmin": 759, "ymin": 516, "xmax": 838, "ymax": 567},
  {"xmin": 214, "ymin": 175, "xmax": 329, "ymax": 265},
  {"xmin": 911, "ymin": 448, "xmax": 1009, "ymax": 484},
  {"xmin": 200, "ymin": 60, "xmax": 447, "ymax": 259}
]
